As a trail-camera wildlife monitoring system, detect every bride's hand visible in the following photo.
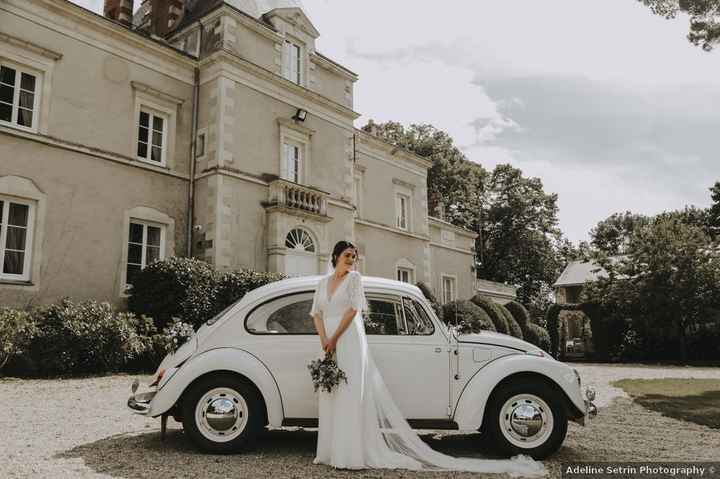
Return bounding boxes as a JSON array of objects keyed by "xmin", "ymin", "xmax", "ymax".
[{"xmin": 325, "ymin": 336, "xmax": 338, "ymax": 354}]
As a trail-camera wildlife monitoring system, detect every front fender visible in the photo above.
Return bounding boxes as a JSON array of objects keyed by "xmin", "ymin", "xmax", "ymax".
[
  {"xmin": 148, "ymin": 347, "xmax": 283, "ymax": 427},
  {"xmin": 453, "ymin": 355, "xmax": 584, "ymax": 429}
]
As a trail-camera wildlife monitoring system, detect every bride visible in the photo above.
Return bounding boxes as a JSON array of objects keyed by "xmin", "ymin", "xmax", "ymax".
[{"xmin": 309, "ymin": 240, "xmax": 546, "ymax": 476}]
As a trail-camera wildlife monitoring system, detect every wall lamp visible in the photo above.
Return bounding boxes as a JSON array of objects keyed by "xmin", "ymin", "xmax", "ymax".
[{"xmin": 293, "ymin": 108, "xmax": 308, "ymax": 122}]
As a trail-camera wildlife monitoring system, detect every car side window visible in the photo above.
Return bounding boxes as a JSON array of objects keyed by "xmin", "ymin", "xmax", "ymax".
[
  {"xmin": 364, "ymin": 295, "xmax": 403, "ymax": 335},
  {"xmin": 245, "ymin": 292, "xmax": 316, "ymax": 334},
  {"xmin": 401, "ymin": 297, "xmax": 435, "ymax": 335}
]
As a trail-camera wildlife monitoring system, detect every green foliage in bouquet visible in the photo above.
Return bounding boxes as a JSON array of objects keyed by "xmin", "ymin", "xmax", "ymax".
[{"xmin": 308, "ymin": 351, "xmax": 348, "ymax": 393}]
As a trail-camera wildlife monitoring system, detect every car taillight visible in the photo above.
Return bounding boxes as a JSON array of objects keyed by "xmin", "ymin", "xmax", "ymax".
[{"xmin": 149, "ymin": 368, "xmax": 166, "ymax": 387}]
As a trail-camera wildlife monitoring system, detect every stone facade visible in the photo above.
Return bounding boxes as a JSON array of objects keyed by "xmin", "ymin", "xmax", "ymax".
[{"xmin": 0, "ymin": 0, "xmax": 481, "ymax": 308}]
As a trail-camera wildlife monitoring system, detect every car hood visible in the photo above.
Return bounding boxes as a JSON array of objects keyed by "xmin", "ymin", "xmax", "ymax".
[{"xmin": 457, "ymin": 331, "xmax": 536, "ymax": 352}]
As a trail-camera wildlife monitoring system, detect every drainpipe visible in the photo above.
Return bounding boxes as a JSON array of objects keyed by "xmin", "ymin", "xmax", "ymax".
[{"xmin": 187, "ymin": 65, "xmax": 199, "ymax": 257}]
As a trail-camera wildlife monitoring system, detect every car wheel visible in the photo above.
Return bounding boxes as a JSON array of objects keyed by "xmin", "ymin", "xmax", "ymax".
[
  {"xmin": 483, "ymin": 378, "xmax": 568, "ymax": 459},
  {"xmin": 182, "ymin": 373, "xmax": 265, "ymax": 453}
]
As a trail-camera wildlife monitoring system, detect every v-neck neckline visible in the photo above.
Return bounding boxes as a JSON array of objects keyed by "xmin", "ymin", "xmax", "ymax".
[{"xmin": 327, "ymin": 272, "xmax": 351, "ymax": 303}]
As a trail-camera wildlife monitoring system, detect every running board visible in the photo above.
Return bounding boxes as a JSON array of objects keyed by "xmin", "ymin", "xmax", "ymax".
[{"xmin": 282, "ymin": 418, "xmax": 459, "ymax": 430}]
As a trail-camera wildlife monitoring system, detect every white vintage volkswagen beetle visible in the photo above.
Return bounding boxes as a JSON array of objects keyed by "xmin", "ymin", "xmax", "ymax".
[{"xmin": 128, "ymin": 274, "xmax": 597, "ymax": 458}]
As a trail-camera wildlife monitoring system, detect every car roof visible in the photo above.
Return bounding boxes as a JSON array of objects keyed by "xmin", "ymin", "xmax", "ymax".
[{"xmin": 238, "ymin": 273, "xmax": 424, "ymax": 309}]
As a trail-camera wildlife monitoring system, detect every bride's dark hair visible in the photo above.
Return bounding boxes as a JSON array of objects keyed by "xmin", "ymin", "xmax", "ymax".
[{"xmin": 331, "ymin": 240, "xmax": 358, "ymax": 268}]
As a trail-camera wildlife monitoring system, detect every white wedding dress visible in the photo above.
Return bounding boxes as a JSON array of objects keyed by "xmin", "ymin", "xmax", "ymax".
[{"xmin": 309, "ymin": 269, "xmax": 546, "ymax": 476}]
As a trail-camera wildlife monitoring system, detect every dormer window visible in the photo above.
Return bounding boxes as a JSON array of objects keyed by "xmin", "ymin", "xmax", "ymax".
[{"xmin": 283, "ymin": 40, "xmax": 302, "ymax": 85}]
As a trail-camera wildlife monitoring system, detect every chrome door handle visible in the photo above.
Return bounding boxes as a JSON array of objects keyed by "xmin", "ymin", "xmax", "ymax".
[{"xmin": 434, "ymin": 347, "xmax": 442, "ymax": 353}]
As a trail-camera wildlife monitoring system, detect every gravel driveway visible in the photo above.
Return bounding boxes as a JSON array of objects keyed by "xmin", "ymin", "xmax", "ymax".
[{"xmin": 3, "ymin": 363, "xmax": 720, "ymax": 479}]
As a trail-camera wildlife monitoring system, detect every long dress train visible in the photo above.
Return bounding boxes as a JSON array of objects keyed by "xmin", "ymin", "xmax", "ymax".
[{"xmin": 310, "ymin": 270, "xmax": 547, "ymax": 477}]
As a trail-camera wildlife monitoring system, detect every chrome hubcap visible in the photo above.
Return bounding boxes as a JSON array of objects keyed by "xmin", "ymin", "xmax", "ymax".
[
  {"xmin": 195, "ymin": 387, "xmax": 248, "ymax": 443},
  {"xmin": 500, "ymin": 393, "xmax": 553, "ymax": 449}
]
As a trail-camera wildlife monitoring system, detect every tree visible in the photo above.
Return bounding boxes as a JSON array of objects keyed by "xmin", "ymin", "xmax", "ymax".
[
  {"xmin": 584, "ymin": 217, "xmax": 720, "ymax": 361},
  {"xmin": 590, "ymin": 211, "xmax": 650, "ymax": 256},
  {"xmin": 362, "ymin": 121, "xmax": 567, "ymax": 313},
  {"xmin": 708, "ymin": 181, "xmax": 720, "ymax": 239},
  {"xmin": 639, "ymin": 0, "xmax": 720, "ymax": 51}
]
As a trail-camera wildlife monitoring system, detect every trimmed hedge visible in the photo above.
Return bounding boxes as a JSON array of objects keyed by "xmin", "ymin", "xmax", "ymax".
[
  {"xmin": 441, "ymin": 300, "xmax": 496, "ymax": 334},
  {"xmin": 498, "ymin": 303, "xmax": 523, "ymax": 340},
  {"xmin": 128, "ymin": 257, "xmax": 216, "ymax": 330},
  {"xmin": 524, "ymin": 323, "xmax": 552, "ymax": 353},
  {"xmin": 416, "ymin": 281, "xmax": 443, "ymax": 322},
  {"xmin": 17, "ymin": 298, "xmax": 156, "ymax": 376},
  {"xmin": 129, "ymin": 258, "xmax": 286, "ymax": 329},
  {"xmin": 505, "ymin": 301, "xmax": 531, "ymax": 332},
  {"xmin": 470, "ymin": 295, "xmax": 509, "ymax": 334}
]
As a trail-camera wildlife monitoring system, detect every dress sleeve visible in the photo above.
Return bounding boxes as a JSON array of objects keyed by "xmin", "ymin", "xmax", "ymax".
[
  {"xmin": 348, "ymin": 271, "xmax": 368, "ymax": 313},
  {"xmin": 309, "ymin": 278, "xmax": 322, "ymax": 318}
]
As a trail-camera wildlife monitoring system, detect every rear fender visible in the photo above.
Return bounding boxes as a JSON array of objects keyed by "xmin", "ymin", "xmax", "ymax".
[
  {"xmin": 148, "ymin": 347, "xmax": 283, "ymax": 427},
  {"xmin": 453, "ymin": 355, "xmax": 584, "ymax": 429}
]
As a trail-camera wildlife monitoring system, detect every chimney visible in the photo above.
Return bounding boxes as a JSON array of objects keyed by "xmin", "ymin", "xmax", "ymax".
[
  {"xmin": 104, "ymin": 0, "xmax": 134, "ymax": 27},
  {"xmin": 150, "ymin": 0, "xmax": 185, "ymax": 37}
]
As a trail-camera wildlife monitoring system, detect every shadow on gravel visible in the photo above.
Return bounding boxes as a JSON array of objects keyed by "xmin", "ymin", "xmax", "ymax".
[
  {"xmin": 56, "ymin": 427, "xmax": 514, "ymax": 478},
  {"xmin": 632, "ymin": 390, "xmax": 720, "ymax": 429}
]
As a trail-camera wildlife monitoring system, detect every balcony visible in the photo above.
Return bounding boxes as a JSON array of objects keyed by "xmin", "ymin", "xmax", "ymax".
[{"xmin": 264, "ymin": 178, "xmax": 329, "ymax": 217}]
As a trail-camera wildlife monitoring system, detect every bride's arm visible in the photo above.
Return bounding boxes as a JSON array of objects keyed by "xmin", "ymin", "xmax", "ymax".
[
  {"xmin": 329, "ymin": 306, "xmax": 358, "ymax": 345},
  {"xmin": 313, "ymin": 313, "xmax": 329, "ymax": 346}
]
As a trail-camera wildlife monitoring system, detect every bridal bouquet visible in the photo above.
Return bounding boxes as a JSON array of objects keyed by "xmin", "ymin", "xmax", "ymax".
[{"xmin": 307, "ymin": 350, "xmax": 348, "ymax": 393}]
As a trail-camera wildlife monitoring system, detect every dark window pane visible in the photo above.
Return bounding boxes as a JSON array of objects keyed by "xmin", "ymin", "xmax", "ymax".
[
  {"xmin": 138, "ymin": 126, "xmax": 148, "ymax": 143},
  {"xmin": 0, "ymin": 103, "xmax": 11, "ymax": 122},
  {"xmin": 128, "ymin": 243, "xmax": 142, "ymax": 264},
  {"xmin": 147, "ymin": 226, "xmax": 161, "ymax": 246},
  {"xmin": 20, "ymin": 73, "xmax": 36, "ymax": 92},
  {"xmin": 0, "ymin": 201, "xmax": 3, "ymax": 224},
  {"xmin": 126, "ymin": 264, "xmax": 141, "ymax": 286},
  {"xmin": 0, "ymin": 85, "xmax": 13, "ymax": 103},
  {"xmin": 137, "ymin": 141, "xmax": 147, "ymax": 158},
  {"xmin": 152, "ymin": 131, "xmax": 162, "ymax": 147},
  {"xmin": 266, "ymin": 299, "xmax": 314, "ymax": 333},
  {"xmin": 197, "ymin": 133, "xmax": 205, "ymax": 156},
  {"xmin": 8, "ymin": 203, "xmax": 28, "ymax": 227},
  {"xmin": 128, "ymin": 222, "xmax": 143, "ymax": 243},
  {"xmin": 146, "ymin": 245, "xmax": 160, "ymax": 264},
  {"xmin": 151, "ymin": 146, "xmax": 162, "ymax": 163},
  {"xmin": 3, "ymin": 251, "xmax": 24, "ymax": 275},
  {"xmin": 139, "ymin": 111, "xmax": 149, "ymax": 127},
  {"xmin": 19, "ymin": 91, "xmax": 33, "ymax": 109},
  {"xmin": 152, "ymin": 115, "xmax": 164, "ymax": 131},
  {"xmin": 0, "ymin": 66, "xmax": 16, "ymax": 85},
  {"xmin": 17, "ymin": 108, "xmax": 33, "ymax": 127},
  {"xmin": 6, "ymin": 226, "xmax": 27, "ymax": 251},
  {"xmin": 365, "ymin": 299, "xmax": 401, "ymax": 335}
]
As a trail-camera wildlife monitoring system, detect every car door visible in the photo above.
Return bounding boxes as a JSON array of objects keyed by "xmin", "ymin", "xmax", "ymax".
[
  {"xmin": 243, "ymin": 291, "xmax": 321, "ymax": 419},
  {"xmin": 366, "ymin": 293, "xmax": 451, "ymax": 419}
]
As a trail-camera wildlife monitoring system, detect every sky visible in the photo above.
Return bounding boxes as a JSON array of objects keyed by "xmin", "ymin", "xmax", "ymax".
[{"xmin": 74, "ymin": 0, "xmax": 720, "ymax": 244}]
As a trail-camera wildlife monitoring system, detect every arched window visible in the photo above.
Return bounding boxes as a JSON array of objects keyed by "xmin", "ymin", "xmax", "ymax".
[{"xmin": 285, "ymin": 228, "xmax": 315, "ymax": 252}]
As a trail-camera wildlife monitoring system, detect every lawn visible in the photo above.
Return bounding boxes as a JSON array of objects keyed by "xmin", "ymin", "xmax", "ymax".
[{"xmin": 612, "ymin": 378, "xmax": 720, "ymax": 429}]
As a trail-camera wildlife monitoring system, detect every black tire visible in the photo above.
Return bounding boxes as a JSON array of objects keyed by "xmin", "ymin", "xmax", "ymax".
[
  {"xmin": 482, "ymin": 378, "xmax": 568, "ymax": 459},
  {"xmin": 181, "ymin": 373, "xmax": 266, "ymax": 454}
]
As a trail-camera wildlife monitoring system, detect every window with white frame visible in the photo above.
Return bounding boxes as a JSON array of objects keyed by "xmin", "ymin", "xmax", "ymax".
[
  {"xmin": 396, "ymin": 193, "xmax": 409, "ymax": 230},
  {"xmin": 136, "ymin": 108, "xmax": 167, "ymax": 165},
  {"xmin": 282, "ymin": 140, "xmax": 302, "ymax": 183},
  {"xmin": 442, "ymin": 275, "xmax": 456, "ymax": 304},
  {"xmin": 282, "ymin": 40, "xmax": 302, "ymax": 85},
  {"xmin": 126, "ymin": 220, "xmax": 165, "ymax": 290},
  {"xmin": 397, "ymin": 267, "xmax": 413, "ymax": 283},
  {"xmin": 0, "ymin": 196, "xmax": 34, "ymax": 281},
  {"xmin": 0, "ymin": 63, "xmax": 39, "ymax": 131}
]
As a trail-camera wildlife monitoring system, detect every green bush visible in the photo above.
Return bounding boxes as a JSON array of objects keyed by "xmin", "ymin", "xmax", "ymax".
[
  {"xmin": 470, "ymin": 295, "xmax": 509, "ymax": 334},
  {"xmin": 24, "ymin": 298, "xmax": 155, "ymax": 376},
  {"xmin": 128, "ymin": 257, "xmax": 216, "ymax": 330},
  {"xmin": 129, "ymin": 258, "xmax": 286, "ymax": 330},
  {"xmin": 441, "ymin": 300, "xmax": 496, "ymax": 334},
  {"xmin": 498, "ymin": 304, "xmax": 523, "ymax": 339},
  {"xmin": 524, "ymin": 323, "xmax": 552, "ymax": 353},
  {"xmin": 505, "ymin": 301, "xmax": 531, "ymax": 332},
  {"xmin": 416, "ymin": 281, "xmax": 443, "ymax": 322},
  {"xmin": 0, "ymin": 308, "xmax": 37, "ymax": 373}
]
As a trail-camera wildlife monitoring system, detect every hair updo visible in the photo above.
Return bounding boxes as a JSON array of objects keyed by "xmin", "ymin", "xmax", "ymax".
[{"xmin": 331, "ymin": 240, "xmax": 358, "ymax": 268}]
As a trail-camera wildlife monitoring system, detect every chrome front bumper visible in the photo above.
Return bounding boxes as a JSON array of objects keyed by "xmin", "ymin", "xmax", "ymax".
[{"xmin": 127, "ymin": 389, "xmax": 157, "ymax": 415}]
